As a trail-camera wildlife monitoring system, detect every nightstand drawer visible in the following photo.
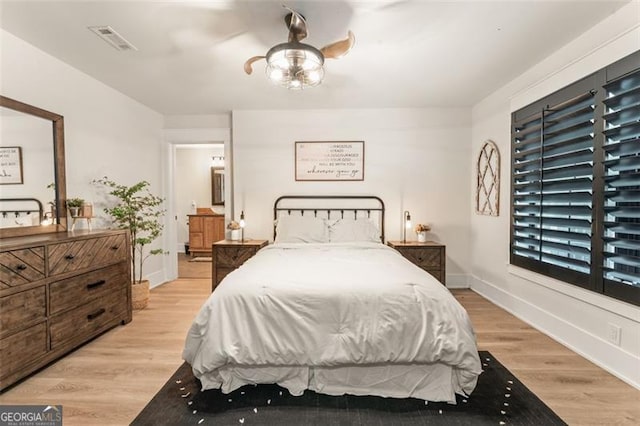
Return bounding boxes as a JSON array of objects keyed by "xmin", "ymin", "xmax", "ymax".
[
  {"xmin": 400, "ymin": 247, "xmax": 441, "ymax": 268},
  {"xmin": 215, "ymin": 267, "xmax": 235, "ymax": 286},
  {"xmin": 212, "ymin": 240, "xmax": 268, "ymax": 291},
  {"xmin": 423, "ymin": 269, "xmax": 442, "ymax": 283},
  {"xmin": 215, "ymin": 246, "xmax": 259, "ymax": 268},
  {"xmin": 387, "ymin": 241, "xmax": 446, "ymax": 285}
]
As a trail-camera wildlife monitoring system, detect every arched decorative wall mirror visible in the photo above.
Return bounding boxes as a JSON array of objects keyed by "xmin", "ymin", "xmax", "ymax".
[{"xmin": 0, "ymin": 96, "xmax": 67, "ymax": 238}]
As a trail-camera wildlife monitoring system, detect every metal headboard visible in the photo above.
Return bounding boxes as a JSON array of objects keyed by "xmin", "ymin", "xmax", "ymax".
[
  {"xmin": 273, "ymin": 195, "xmax": 385, "ymax": 241},
  {"xmin": 0, "ymin": 198, "xmax": 44, "ymax": 224}
]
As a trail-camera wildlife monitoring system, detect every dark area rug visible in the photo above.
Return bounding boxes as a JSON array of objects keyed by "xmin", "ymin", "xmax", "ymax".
[{"xmin": 131, "ymin": 351, "xmax": 566, "ymax": 425}]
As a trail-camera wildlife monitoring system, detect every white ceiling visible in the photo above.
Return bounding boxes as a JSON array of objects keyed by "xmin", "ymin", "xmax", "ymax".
[{"xmin": 0, "ymin": 0, "xmax": 631, "ymax": 115}]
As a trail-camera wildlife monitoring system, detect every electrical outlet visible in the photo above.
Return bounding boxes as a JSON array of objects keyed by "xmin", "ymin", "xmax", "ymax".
[{"xmin": 607, "ymin": 323, "xmax": 622, "ymax": 346}]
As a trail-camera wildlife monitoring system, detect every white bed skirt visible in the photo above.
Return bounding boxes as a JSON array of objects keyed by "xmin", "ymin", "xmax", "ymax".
[{"xmin": 195, "ymin": 361, "xmax": 474, "ymax": 404}]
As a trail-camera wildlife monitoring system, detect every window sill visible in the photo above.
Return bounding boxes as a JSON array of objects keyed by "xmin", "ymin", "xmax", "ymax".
[{"xmin": 507, "ymin": 264, "xmax": 639, "ymax": 321}]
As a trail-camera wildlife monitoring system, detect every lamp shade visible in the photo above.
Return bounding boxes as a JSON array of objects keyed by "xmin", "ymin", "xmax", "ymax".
[
  {"xmin": 403, "ymin": 210, "xmax": 411, "ymax": 243},
  {"xmin": 265, "ymin": 42, "xmax": 324, "ymax": 89}
]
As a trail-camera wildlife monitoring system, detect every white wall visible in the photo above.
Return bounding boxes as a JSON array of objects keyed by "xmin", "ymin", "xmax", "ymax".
[
  {"xmin": 1, "ymin": 29, "xmax": 167, "ymax": 286},
  {"xmin": 470, "ymin": 2, "xmax": 640, "ymax": 388},
  {"xmin": 232, "ymin": 108, "xmax": 472, "ymax": 286},
  {"xmin": 175, "ymin": 144, "xmax": 224, "ymax": 251}
]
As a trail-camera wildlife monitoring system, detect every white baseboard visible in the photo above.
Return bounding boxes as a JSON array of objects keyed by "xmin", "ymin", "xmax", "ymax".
[
  {"xmin": 446, "ymin": 273, "xmax": 470, "ymax": 289},
  {"xmin": 470, "ymin": 275, "xmax": 640, "ymax": 390},
  {"xmin": 146, "ymin": 270, "xmax": 166, "ymax": 289}
]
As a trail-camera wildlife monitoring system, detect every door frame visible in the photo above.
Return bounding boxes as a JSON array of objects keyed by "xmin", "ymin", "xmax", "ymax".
[{"xmin": 163, "ymin": 128, "xmax": 231, "ymax": 281}]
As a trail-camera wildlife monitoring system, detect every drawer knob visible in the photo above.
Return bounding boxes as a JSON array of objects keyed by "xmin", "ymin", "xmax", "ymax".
[
  {"xmin": 16, "ymin": 264, "xmax": 27, "ymax": 271},
  {"xmin": 65, "ymin": 254, "xmax": 75, "ymax": 260},
  {"xmin": 418, "ymin": 257, "xmax": 423, "ymax": 262},
  {"xmin": 87, "ymin": 308, "xmax": 106, "ymax": 321},
  {"xmin": 87, "ymin": 279, "xmax": 106, "ymax": 290},
  {"xmin": 110, "ymin": 245, "xmax": 119, "ymax": 250}
]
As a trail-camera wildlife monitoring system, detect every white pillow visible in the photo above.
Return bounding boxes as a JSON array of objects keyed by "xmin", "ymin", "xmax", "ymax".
[
  {"xmin": 329, "ymin": 218, "xmax": 381, "ymax": 243},
  {"xmin": 275, "ymin": 214, "xmax": 329, "ymax": 243}
]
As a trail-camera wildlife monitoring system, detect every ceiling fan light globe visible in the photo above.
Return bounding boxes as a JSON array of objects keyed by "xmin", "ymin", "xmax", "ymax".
[
  {"xmin": 307, "ymin": 70, "xmax": 321, "ymax": 83},
  {"xmin": 265, "ymin": 42, "xmax": 325, "ymax": 89},
  {"xmin": 269, "ymin": 68, "xmax": 284, "ymax": 81}
]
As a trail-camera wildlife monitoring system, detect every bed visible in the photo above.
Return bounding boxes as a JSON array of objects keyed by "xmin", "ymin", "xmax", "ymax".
[
  {"xmin": 0, "ymin": 197, "xmax": 44, "ymax": 227},
  {"xmin": 183, "ymin": 196, "xmax": 481, "ymax": 404}
]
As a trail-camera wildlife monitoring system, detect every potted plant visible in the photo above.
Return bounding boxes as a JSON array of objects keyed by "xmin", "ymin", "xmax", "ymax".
[
  {"xmin": 414, "ymin": 223, "xmax": 431, "ymax": 243},
  {"xmin": 93, "ymin": 177, "xmax": 165, "ymax": 310},
  {"xmin": 67, "ymin": 197, "xmax": 84, "ymax": 217},
  {"xmin": 228, "ymin": 220, "xmax": 241, "ymax": 240}
]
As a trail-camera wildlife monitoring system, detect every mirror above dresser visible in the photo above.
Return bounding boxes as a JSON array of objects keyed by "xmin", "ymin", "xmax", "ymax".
[{"xmin": 0, "ymin": 96, "xmax": 67, "ymax": 237}]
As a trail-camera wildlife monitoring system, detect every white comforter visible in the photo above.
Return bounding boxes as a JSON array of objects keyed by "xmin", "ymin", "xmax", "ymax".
[{"xmin": 183, "ymin": 242, "xmax": 481, "ymax": 402}]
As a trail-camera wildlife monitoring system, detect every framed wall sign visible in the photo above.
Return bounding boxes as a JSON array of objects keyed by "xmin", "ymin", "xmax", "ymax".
[
  {"xmin": 295, "ymin": 141, "xmax": 364, "ymax": 181},
  {"xmin": 0, "ymin": 146, "xmax": 24, "ymax": 185}
]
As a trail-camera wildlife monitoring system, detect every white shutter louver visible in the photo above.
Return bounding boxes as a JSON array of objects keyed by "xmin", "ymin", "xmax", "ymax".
[{"xmin": 602, "ymin": 69, "xmax": 640, "ymax": 288}]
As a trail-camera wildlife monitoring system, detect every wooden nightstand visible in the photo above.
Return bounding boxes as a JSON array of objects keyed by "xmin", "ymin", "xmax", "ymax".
[
  {"xmin": 387, "ymin": 241, "xmax": 446, "ymax": 285},
  {"xmin": 211, "ymin": 239, "xmax": 268, "ymax": 291}
]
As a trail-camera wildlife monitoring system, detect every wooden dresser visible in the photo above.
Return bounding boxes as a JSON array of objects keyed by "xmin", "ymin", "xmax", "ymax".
[
  {"xmin": 0, "ymin": 229, "xmax": 131, "ymax": 391},
  {"xmin": 212, "ymin": 239, "xmax": 268, "ymax": 291},
  {"xmin": 387, "ymin": 240, "xmax": 446, "ymax": 285},
  {"xmin": 187, "ymin": 213, "xmax": 225, "ymax": 257}
]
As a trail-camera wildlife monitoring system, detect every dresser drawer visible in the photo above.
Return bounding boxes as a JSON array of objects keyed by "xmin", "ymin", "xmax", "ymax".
[
  {"xmin": 0, "ymin": 286, "xmax": 46, "ymax": 337},
  {"xmin": 49, "ymin": 262, "xmax": 129, "ymax": 315},
  {"xmin": 399, "ymin": 247, "xmax": 441, "ymax": 268},
  {"xmin": 50, "ymin": 287, "xmax": 128, "ymax": 349},
  {"xmin": 0, "ymin": 322, "xmax": 47, "ymax": 379},
  {"xmin": 48, "ymin": 234, "xmax": 127, "ymax": 276},
  {"xmin": 215, "ymin": 246, "xmax": 259, "ymax": 268},
  {"xmin": 0, "ymin": 247, "xmax": 45, "ymax": 290}
]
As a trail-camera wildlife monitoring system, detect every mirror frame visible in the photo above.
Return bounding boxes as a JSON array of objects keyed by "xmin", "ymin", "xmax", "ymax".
[
  {"xmin": 211, "ymin": 166, "xmax": 224, "ymax": 206},
  {"xmin": 0, "ymin": 95, "xmax": 67, "ymax": 238}
]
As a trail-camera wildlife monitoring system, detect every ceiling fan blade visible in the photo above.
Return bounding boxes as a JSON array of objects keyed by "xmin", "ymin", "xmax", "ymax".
[
  {"xmin": 320, "ymin": 31, "xmax": 355, "ymax": 59},
  {"xmin": 283, "ymin": 5, "xmax": 308, "ymax": 42},
  {"xmin": 244, "ymin": 56, "xmax": 266, "ymax": 75}
]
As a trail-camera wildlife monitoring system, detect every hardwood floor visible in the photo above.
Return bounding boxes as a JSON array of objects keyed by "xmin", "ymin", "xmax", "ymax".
[
  {"xmin": 454, "ymin": 290, "xmax": 639, "ymax": 425},
  {"xmin": 177, "ymin": 253, "xmax": 211, "ymax": 278},
  {"xmin": 0, "ymin": 278, "xmax": 638, "ymax": 425}
]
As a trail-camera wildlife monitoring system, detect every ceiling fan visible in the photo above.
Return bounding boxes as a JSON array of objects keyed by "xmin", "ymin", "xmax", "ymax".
[{"xmin": 243, "ymin": 5, "xmax": 355, "ymax": 89}]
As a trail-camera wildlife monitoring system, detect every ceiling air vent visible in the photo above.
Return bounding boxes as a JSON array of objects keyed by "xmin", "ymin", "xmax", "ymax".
[{"xmin": 88, "ymin": 26, "xmax": 137, "ymax": 51}]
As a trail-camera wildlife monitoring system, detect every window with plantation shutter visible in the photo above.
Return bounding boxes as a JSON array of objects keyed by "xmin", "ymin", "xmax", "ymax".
[
  {"xmin": 512, "ymin": 84, "xmax": 596, "ymax": 287},
  {"xmin": 602, "ymin": 68, "xmax": 640, "ymax": 301},
  {"xmin": 510, "ymin": 51, "xmax": 639, "ymax": 306}
]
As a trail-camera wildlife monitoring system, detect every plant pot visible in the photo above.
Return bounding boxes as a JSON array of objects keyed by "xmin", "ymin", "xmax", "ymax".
[
  {"xmin": 417, "ymin": 231, "xmax": 427, "ymax": 243},
  {"xmin": 132, "ymin": 279, "xmax": 150, "ymax": 310},
  {"xmin": 230, "ymin": 229, "xmax": 240, "ymax": 241},
  {"xmin": 69, "ymin": 207, "xmax": 80, "ymax": 217}
]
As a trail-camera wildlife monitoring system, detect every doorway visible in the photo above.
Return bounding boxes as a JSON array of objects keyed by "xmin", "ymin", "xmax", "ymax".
[{"xmin": 163, "ymin": 128, "xmax": 231, "ymax": 282}]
